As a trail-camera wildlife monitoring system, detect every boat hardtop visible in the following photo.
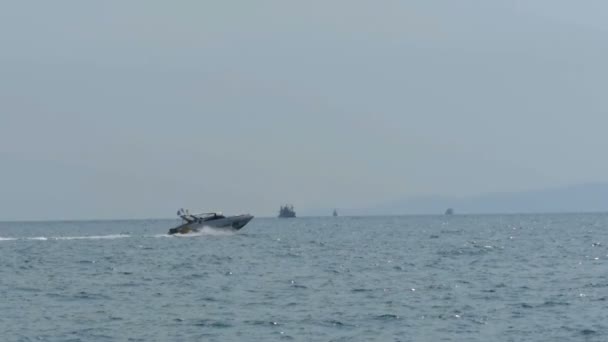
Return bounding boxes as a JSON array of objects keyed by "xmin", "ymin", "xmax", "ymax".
[{"xmin": 177, "ymin": 208, "xmax": 226, "ymax": 223}]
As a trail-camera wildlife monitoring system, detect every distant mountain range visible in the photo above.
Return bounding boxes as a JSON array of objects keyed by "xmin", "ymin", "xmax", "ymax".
[{"xmin": 314, "ymin": 183, "xmax": 608, "ymax": 216}]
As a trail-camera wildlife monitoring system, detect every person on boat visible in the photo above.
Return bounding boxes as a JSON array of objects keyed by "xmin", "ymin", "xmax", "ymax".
[{"xmin": 177, "ymin": 208, "xmax": 196, "ymax": 223}]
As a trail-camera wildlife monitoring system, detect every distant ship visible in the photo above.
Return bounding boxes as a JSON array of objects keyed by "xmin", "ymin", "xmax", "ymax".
[
  {"xmin": 333, "ymin": 209, "xmax": 338, "ymax": 217},
  {"xmin": 445, "ymin": 208, "xmax": 454, "ymax": 215},
  {"xmin": 279, "ymin": 204, "xmax": 296, "ymax": 218}
]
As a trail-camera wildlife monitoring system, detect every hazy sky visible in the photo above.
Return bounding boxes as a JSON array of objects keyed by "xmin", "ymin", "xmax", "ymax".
[{"xmin": 1, "ymin": 1, "xmax": 608, "ymax": 220}]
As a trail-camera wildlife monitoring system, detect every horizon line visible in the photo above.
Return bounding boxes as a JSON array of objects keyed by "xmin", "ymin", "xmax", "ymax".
[{"xmin": 2, "ymin": 210, "xmax": 608, "ymax": 223}]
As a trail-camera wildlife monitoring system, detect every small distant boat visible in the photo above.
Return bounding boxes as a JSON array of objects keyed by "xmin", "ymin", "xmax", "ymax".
[
  {"xmin": 168, "ymin": 208, "xmax": 254, "ymax": 234},
  {"xmin": 445, "ymin": 208, "xmax": 454, "ymax": 215},
  {"xmin": 279, "ymin": 204, "xmax": 296, "ymax": 218},
  {"xmin": 333, "ymin": 209, "xmax": 338, "ymax": 217}
]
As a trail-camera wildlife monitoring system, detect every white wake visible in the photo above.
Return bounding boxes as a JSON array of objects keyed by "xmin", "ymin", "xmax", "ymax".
[
  {"xmin": 172, "ymin": 227, "xmax": 237, "ymax": 237},
  {"xmin": 1, "ymin": 229, "xmax": 236, "ymax": 242},
  {"xmin": 0, "ymin": 234, "xmax": 132, "ymax": 241}
]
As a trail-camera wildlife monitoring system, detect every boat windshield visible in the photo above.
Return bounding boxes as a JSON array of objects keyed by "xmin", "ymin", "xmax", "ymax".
[{"xmin": 194, "ymin": 212, "xmax": 226, "ymax": 220}]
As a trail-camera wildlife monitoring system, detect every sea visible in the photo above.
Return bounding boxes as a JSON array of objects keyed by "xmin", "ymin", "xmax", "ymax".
[{"xmin": 1, "ymin": 214, "xmax": 607, "ymax": 342}]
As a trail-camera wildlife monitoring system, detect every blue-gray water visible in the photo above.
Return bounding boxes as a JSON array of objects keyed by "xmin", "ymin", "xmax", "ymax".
[{"xmin": 1, "ymin": 214, "xmax": 607, "ymax": 341}]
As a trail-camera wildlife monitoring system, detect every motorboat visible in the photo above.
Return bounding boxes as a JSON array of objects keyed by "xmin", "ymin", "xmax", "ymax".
[{"xmin": 168, "ymin": 208, "xmax": 254, "ymax": 235}]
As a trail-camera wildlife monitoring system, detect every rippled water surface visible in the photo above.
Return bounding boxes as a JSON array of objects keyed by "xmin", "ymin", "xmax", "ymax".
[{"xmin": 1, "ymin": 214, "xmax": 607, "ymax": 341}]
